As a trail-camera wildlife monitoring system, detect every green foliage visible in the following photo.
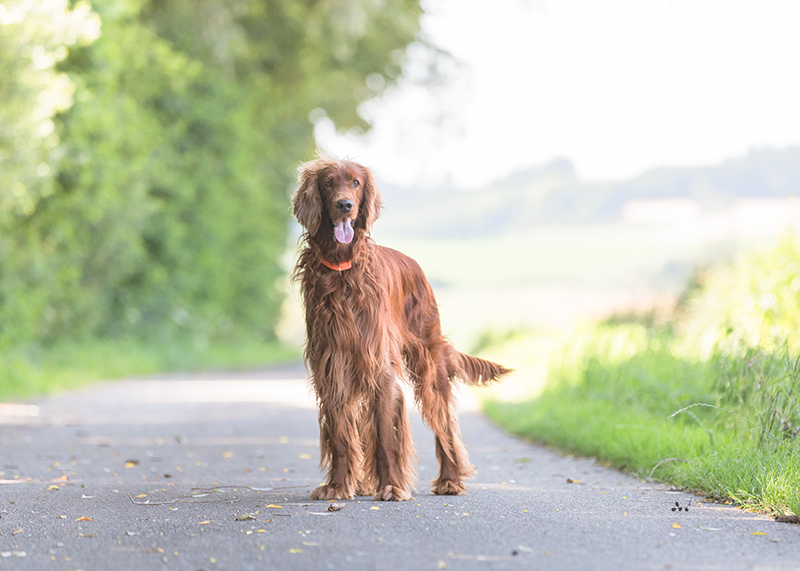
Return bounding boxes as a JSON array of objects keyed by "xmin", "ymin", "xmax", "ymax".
[
  {"xmin": 0, "ymin": 0, "xmax": 100, "ymax": 219},
  {"xmin": 679, "ymin": 233, "xmax": 800, "ymax": 355},
  {"xmin": 484, "ymin": 236, "xmax": 800, "ymax": 515},
  {"xmin": 0, "ymin": 0, "xmax": 425, "ymax": 396}
]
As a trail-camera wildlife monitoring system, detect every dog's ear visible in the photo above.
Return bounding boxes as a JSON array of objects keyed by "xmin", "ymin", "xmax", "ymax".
[
  {"xmin": 292, "ymin": 161, "xmax": 322, "ymax": 235},
  {"xmin": 357, "ymin": 165, "xmax": 383, "ymax": 231}
]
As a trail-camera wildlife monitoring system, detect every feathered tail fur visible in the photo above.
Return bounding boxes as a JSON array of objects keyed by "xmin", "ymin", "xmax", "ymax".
[{"xmin": 451, "ymin": 351, "xmax": 512, "ymax": 386}]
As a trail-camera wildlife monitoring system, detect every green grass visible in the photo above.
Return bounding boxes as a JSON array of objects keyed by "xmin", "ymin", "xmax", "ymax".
[
  {"xmin": 0, "ymin": 336, "xmax": 300, "ymax": 402},
  {"xmin": 480, "ymin": 235, "xmax": 800, "ymax": 517},
  {"xmin": 482, "ymin": 321, "xmax": 800, "ymax": 517}
]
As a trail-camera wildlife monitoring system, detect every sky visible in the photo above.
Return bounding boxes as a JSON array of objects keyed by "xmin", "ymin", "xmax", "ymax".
[{"xmin": 313, "ymin": 0, "xmax": 800, "ymax": 190}]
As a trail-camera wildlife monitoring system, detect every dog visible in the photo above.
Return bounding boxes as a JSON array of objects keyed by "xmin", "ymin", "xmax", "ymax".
[{"xmin": 291, "ymin": 156, "xmax": 510, "ymax": 501}]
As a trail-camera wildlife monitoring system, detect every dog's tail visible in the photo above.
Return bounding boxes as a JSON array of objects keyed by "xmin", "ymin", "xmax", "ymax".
[{"xmin": 451, "ymin": 351, "xmax": 512, "ymax": 387}]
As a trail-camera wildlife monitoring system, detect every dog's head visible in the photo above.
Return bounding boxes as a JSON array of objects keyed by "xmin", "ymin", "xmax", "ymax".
[{"xmin": 292, "ymin": 157, "xmax": 383, "ymax": 243}]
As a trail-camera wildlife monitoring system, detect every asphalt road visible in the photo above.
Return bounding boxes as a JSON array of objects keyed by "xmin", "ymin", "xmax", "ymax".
[{"xmin": 1, "ymin": 363, "xmax": 798, "ymax": 571}]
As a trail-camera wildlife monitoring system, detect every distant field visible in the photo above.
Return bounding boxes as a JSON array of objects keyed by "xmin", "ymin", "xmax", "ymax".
[{"xmin": 378, "ymin": 223, "xmax": 784, "ymax": 343}]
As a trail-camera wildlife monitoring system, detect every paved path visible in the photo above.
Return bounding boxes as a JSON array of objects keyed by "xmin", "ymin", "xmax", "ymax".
[{"xmin": 1, "ymin": 364, "xmax": 798, "ymax": 570}]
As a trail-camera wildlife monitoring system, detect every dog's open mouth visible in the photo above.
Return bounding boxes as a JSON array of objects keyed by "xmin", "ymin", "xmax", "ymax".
[{"xmin": 334, "ymin": 218, "xmax": 354, "ymax": 244}]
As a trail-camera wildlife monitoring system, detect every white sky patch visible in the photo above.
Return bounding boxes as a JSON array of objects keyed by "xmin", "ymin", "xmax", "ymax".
[{"xmin": 314, "ymin": 0, "xmax": 800, "ymax": 189}]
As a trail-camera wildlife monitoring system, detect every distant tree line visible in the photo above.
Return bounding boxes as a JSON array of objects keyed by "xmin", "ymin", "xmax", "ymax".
[{"xmin": 0, "ymin": 0, "xmax": 424, "ymax": 351}]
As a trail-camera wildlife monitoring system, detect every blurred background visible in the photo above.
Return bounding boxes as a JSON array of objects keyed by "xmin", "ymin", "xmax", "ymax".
[
  {"xmin": 294, "ymin": 0, "xmax": 800, "ymax": 348},
  {"xmin": 2, "ymin": 0, "xmax": 800, "ymax": 398}
]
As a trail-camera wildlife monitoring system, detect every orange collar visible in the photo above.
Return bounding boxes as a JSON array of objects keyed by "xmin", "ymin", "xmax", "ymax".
[{"xmin": 320, "ymin": 257, "xmax": 353, "ymax": 272}]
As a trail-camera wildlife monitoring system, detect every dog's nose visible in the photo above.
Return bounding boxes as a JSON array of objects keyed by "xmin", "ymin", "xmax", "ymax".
[{"xmin": 336, "ymin": 199, "xmax": 354, "ymax": 213}]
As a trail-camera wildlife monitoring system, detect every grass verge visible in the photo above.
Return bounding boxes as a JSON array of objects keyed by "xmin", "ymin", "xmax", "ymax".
[
  {"xmin": 482, "ymin": 322, "xmax": 800, "ymax": 517},
  {"xmin": 0, "ymin": 336, "xmax": 300, "ymax": 402}
]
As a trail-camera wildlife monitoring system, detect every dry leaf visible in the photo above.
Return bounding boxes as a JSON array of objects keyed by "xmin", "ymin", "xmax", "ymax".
[
  {"xmin": 566, "ymin": 478, "xmax": 583, "ymax": 484},
  {"xmin": 265, "ymin": 504, "xmax": 283, "ymax": 508},
  {"xmin": 672, "ymin": 523, "xmax": 681, "ymax": 529},
  {"xmin": 75, "ymin": 517, "xmax": 93, "ymax": 522},
  {"xmin": 235, "ymin": 514, "xmax": 256, "ymax": 521},
  {"xmin": 751, "ymin": 532, "xmax": 766, "ymax": 536},
  {"xmin": 289, "ymin": 548, "xmax": 304, "ymax": 554},
  {"xmin": 370, "ymin": 506, "xmax": 380, "ymax": 511},
  {"xmin": 198, "ymin": 521, "xmax": 211, "ymax": 525},
  {"xmin": 327, "ymin": 503, "xmax": 344, "ymax": 512}
]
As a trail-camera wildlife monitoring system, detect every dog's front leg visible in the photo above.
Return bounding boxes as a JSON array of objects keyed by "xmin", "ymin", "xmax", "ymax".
[
  {"xmin": 362, "ymin": 372, "xmax": 415, "ymax": 501},
  {"xmin": 311, "ymin": 402, "xmax": 363, "ymax": 501}
]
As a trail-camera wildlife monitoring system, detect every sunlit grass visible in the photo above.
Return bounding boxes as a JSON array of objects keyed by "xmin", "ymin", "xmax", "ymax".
[
  {"xmin": 483, "ymin": 321, "xmax": 800, "ymax": 516},
  {"xmin": 481, "ymin": 232, "xmax": 800, "ymax": 518}
]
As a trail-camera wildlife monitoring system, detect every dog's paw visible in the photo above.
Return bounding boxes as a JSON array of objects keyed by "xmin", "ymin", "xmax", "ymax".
[
  {"xmin": 310, "ymin": 484, "xmax": 353, "ymax": 501},
  {"xmin": 374, "ymin": 485, "xmax": 414, "ymax": 502},
  {"xmin": 432, "ymin": 479, "xmax": 467, "ymax": 496},
  {"xmin": 355, "ymin": 484, "xmax": 376, "ymax": 497}
]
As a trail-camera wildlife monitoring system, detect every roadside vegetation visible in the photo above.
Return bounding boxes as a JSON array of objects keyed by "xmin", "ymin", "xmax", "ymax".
[
  {"xmin": 483, "ymin": 234, "xmax": 800, "ymax": 517},
  {"xmin": 0, "ymin": 0, "xmax": 426, "ymax": 400}
]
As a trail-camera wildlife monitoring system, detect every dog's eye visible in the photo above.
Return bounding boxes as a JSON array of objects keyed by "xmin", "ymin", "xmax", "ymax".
[
  {"xmin": 325, "ymin": 179, "xmax": 332, "ymax": 187},
  {"xmin": 353, "ymin": 179, "xmax": 360, "ymax": 187}
]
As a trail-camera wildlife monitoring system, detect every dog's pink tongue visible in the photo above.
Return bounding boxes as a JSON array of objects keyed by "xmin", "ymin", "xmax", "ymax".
[{"xmin": 334, "ymin": 219, "xmax": 354, "ymax": 244}]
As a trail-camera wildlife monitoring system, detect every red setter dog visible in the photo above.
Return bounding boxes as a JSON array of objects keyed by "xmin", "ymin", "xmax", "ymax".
[{"xmin": 292, "ymin": 156, "xmax": 510, "ymax": 501}]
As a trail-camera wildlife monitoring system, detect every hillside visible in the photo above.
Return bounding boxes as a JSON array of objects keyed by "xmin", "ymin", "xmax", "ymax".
[{"xmin": 376, "ymin": 147, "xmax": 800, "ymax": 236}]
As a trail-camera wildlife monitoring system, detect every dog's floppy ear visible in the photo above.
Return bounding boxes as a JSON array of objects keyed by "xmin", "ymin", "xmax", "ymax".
[
  {"xmin": 292, "ymin": 161, "xmax": 322, "ymax": 235},
  {"xmin": 357, "ymin": 165, "xmax": 383, "ymax": 231}
]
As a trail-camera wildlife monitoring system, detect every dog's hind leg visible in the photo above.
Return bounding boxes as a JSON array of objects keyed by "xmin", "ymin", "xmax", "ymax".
[{"xmin": 408, "ymin": 343, "xmax": 475, "ymax": 495}]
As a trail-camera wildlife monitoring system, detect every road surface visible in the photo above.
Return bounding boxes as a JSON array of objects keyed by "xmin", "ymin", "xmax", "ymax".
[{"xmin": 1, "ymin": 363, "xmax": 797, "ymax": 570}]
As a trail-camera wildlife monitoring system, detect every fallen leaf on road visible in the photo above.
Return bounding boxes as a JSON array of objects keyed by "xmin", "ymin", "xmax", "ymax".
[
  {"xmin": 672, "ymin": 523, "xmax": 681, "ymax": 529},
  {"xmin": 46, "ymin": 485, "xmax": 60, "ymax": 491},
  {"xmin": 328, "ymin": 503, "xmax": 344, "ymax": 512},
  {"xmin": 370, "ymin": 507, "xmax": 380, "ymax": 511},
  {"xmin": 751, "ymin": 532, "xmax": 766, "ymax": 536},
  {"xmin": 199, "ymin": 521, "xmax": 211, "ymax": 525},
  {"xmin": 235, "ymin": 514, "xmax": 256, "ymax": 521},
  {"xmin": 566, "ymin": 479, "xmax": 583, "ymax": 484},
  {"xmin": 79, "ymin": 532, "xmax": 98, "ymax": 538},
  {"xmin": 265, "ymin": 504, "xmax": 283, "ymax": 508},
  {"xmin": 289, "ymin": 548, "xmax": 304, "ymax": 553},
  {"xmin": 76, "ymin": 517, "xmax": 93, "ymax": 522},
  {"xmin": 135, "ymin": 494, "xmax": 147, "ymax": 498}
]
